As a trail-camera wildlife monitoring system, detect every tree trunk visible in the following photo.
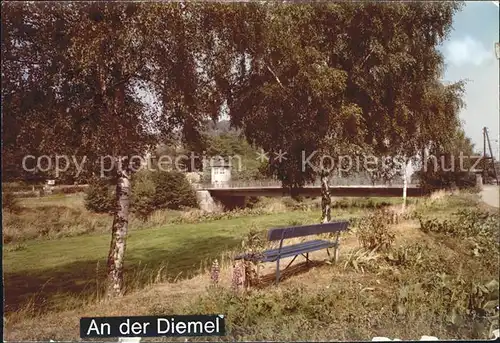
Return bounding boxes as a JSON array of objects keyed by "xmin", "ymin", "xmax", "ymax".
[
  {"xmin": 320, "ymin": 170, "xmax": 331, "ymax": 223},
  {"xmin": 106, "ymin": 159, "xmax": 131, "ymax": 298},
  {"xmin": 402, "ymin": 159, "xmax": 408, "ymax": 210}
]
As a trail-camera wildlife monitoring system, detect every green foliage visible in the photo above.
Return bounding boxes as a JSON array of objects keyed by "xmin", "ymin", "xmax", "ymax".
[
  {"xmin": 204, "ymin": 131, "xmax": 268, "ymax": 181},
  {"xmin": 417, "ymin": 208, "xmax": 499, "ymax": 267},
  {"xmin": 394, "ymin": 275, "xmax": 498, "ymax": 338},
  {"xmin": 183, "ymin": 285, "xmax": 351, "ymax": 340},
  {"xmin": 333, "ymin": 198, "xmax": 393, "ymax": 209},
  {"xmin": 245, "ymin": 196, "xmax": 261, "ymax": 209},
  {"xmin": 281, "ymin": 197, "xmax": 299, "ymax": 209},
  {"xmin": 4, "ymin": 242, "xmax": 27, "ymax": 252},
  {"xmin": 152, "ymin": 171, "xmax": 198, "ymax": 210},
  {"xmin": 129, "ymin": 171, "xmax": 198, "ymax": 220},
  {"xmin": 2, "ymin": 0, "xmax": 470, "ymax": 301},
  {"xmin": 224, "ymin": 2, "xmax": 465, "ymax": 191},
  {"xmin": 2, "ymin": 192, "xmax": 21, "ymax": 214},
  {"xmin": 386, "ymin": 243, "xmax": 427, "ymax": 269},
  {"xmin": 418, "ymin": 209, "xmax": 499, "ymax": 239},
  {"xmin": 84, "ymin": 179, "xmax": 114, "ymax": 214},
  {"xmin": 241, "ymin": 225, "xmax": 267, "ymax": 262},
  {"xmin": 49, "ymin": 186, "xmax": 88, "ymax": 195},
  {"xmin": 417, "ymin": 169, "xmax": 477, "ymax": 193},
  {"xmin": 172, "ymin": 208, "xmax": 269, "ymax": 225},
  {"xmin": 131, "ymin": 171, "xmax": 157, "ymax": 221},
  {"xmin": 417, "ymin": 127, "xmax": 478, "ymax": 192},
  {"xmin": 343, "ymin": 248, "xmax": 381, "ymax": 274},
  {"xmin": 356, "ymin": 210, "xmax": 395, "ymax": 251}
]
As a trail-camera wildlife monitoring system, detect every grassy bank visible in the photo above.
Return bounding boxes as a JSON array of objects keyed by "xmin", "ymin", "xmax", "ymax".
[
  {"xmin": 4, "ymin": 203, "xmax": 365, "ymax": 315},
  {"xmin": 3, "ymin": 193, "xmax": 411, "ymax": 244},
  {"xmin": 5, "ymin": 191, "xmax": 497, "ymax": 341}
]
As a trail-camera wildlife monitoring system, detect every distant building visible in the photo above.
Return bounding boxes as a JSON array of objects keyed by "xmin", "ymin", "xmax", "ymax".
[
  {"xmin": 43, "ymin": 179, "xmax": 56, "ymax": 194},
  {"xmin": 210, "ymin": 159, "xmax": 232, "ymax": 186}
]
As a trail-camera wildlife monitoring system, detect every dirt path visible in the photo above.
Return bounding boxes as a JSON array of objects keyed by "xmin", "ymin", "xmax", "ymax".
[{"xmin": 481, "ymin": 185, "xmax": 499, "ymax": 208}]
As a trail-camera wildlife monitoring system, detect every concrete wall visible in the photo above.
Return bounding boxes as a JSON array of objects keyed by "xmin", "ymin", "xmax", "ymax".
[
  {"xmin": 196, "ymin": 190, "xmax": 217, "ymax": 212},
  {"xmin": 476, "ymin": 174, "xmax": 483, "ymax": 189}
]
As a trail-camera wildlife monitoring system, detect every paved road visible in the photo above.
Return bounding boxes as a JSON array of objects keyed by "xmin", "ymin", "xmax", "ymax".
[{"xmin": 480, "ymin": 185, "xmax": 500, "ymax": 208}]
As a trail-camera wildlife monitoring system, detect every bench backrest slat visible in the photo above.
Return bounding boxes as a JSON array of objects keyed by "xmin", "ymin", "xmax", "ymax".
[{"xmin": 267, "ymin": 221, "xmax": 349, "ymax": 241}]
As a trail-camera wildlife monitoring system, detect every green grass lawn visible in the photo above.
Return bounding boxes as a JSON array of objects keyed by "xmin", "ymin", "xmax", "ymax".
[
  {"xmin": 5, "ymin": 209, "xmax": 365, "ymax": 314},
  {"xmin": 3, "ymin": 192, "xmax": 415, "ymax": 315}
]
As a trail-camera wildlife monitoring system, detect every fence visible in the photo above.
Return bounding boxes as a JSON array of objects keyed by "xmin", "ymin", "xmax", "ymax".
[{"xmin": 193, "ymin": 177, "xmax": 418, "ymax": 189}]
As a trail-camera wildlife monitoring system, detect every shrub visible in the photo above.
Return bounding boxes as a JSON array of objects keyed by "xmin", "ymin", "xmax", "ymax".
[
  {"xmin": 356, "ymin": 210, "xmax": 395, "ymax": 251},
  {"xmin": 332, "ymin": 197, "xmax": 392, "ymax": 209},
  {"xmin": 241, "ymin": 225, "xmax": 267, "ymax": 262},
  {"xmin": 84, "ymin": 179, "xmax": 114, "ymax": 213},
  {"xmin": 281, "ymin": 197, "xmax": 298, "ymax": 209},
  {"xmin": 417, "ymin": 169, "xmax": 477, "ymax": 193},
  {"xmin": 2, "ymin": 192, "xmax": 21, "ymax": 213},
  {"xmin": 343, "ymin": 248, "xmax": 381, "ymax": 273},
  {"xmin": 245, "ymin": 196, "xmax": 261, "ymax": 209},
  {"xmin": 131, "ymin": 171, "xmax": 156, "ymax": 221},
  {"xmin": 56, "ymin": 186, "xmax": 87, "ymax": 195},
  {"xmin": 152, "ymin": 171, "xmax": 198, "ymax": 210},
  {"xmin": 393, "ymin": 273, "xmax": 499, "ymax": 338},
  {"xmin": 280, "ymin": 196, "xmax": 311, "ymax": 211},
  {"xmin": 385, "ymin": 243, "xmax": 426, "ymax": 269},
  {"xmin": 418, "ymin": 209, "xmax": 499, "ymax": 239}
]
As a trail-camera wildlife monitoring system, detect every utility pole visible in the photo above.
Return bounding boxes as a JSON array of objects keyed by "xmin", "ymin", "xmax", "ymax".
[
  {"xmin": 483, "ymin": 127, "xmax": 488, "ymax": 180},
  {"xmin": 495, "ymin": 42, "xmax": 500, "ymax": 184},
  {"xmin": 483, "ymin": 127, "xmax": 499, "ymax": 185}
]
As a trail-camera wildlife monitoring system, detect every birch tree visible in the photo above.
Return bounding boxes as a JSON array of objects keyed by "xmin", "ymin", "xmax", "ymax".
[
  {"xmin": 2, "ymin": 2, "xmax": 220, "ymax": 297},
  {"xmin": 216, "ymin": 2, "xmax": 465, "ymax": 222}
]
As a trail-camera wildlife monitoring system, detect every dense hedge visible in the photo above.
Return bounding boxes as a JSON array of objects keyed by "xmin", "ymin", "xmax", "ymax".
[
  {"xmin": 84, "ymin": 171, "xmax": 198, "ymax": 219},
  {"xmin": 151, "ymin": 171, "xmax": 198, "ymax": 210},
  {"xmin": 2, "ymin": 191, "xmax": 21, "ymax": 213},
  {"xmin": 131, "ymin": 170, "xmax": 198, "ymax": 220},
  {"xmin": 84, "ymin": 179, "xmax": 115, "ymax": 213},
  {"xmin": 416, "ymin": 170, "xmax": 477, "ymax": 193}
]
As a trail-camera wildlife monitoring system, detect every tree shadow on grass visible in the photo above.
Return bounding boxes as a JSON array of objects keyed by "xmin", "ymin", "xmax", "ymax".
[{"xmin": 4, "ymin": 235, "xmax": 242, "ymax": 315}]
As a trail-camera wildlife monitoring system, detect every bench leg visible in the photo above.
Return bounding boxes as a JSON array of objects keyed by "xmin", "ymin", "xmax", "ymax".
[
  {"xmin": 333, "ymin": 233, "xmax": 341, "ymax": 263},
  {"xmin": 326, "ymin": 248, "xmax": 331, "ymax": 259},
  {"xmin": 284, "ymin": 254, "xmax": 298, "ymax": 270},
  {"xmin": 276, "ymin": 258, "xmax": 280, "ymax": 285}
]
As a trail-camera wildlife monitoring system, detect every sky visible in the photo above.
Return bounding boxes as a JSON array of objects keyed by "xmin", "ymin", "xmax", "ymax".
[{"xmin": 440, "ymin": 1, "xmax": 499, "ymax": 159}]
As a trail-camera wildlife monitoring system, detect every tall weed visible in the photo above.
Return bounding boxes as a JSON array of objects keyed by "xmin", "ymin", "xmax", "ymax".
[{"xmin": 356, "ymin": 210, "xmax": 395, "ymax": 251}]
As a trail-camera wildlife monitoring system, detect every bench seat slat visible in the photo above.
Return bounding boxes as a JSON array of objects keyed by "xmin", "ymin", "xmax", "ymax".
[
  {"xmin": 262, "ymin": 239, "xmax": 335, "ymax": 257},
  {"xmin": 261, "ymin": 240, "xmax": 335, "ymax": 262},
  {"xmin": 235, "ymin": 239, "xmax": 336, "ymax": 262},
  {"xmin": 235, "ymin": 239, "xmax": 332, "ymax": 260},
  {"xmin": 267, "ymin": 220, "xmax": 349, "ymax": 241}
]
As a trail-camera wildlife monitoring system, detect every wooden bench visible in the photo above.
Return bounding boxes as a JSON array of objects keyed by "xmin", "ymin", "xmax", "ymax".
[{"xmin": 235, "ymin": 220, "xmax": 350, "ymax": 284}]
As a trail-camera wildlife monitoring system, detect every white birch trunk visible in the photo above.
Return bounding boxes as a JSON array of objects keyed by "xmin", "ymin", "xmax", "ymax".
[
  {"xmin": 106, "ymin": 159, "xmax": 131, "ymax": 298},
  {"xmin": 320, "ymin": 170, "xmax": 331, "ymax": 223}
]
